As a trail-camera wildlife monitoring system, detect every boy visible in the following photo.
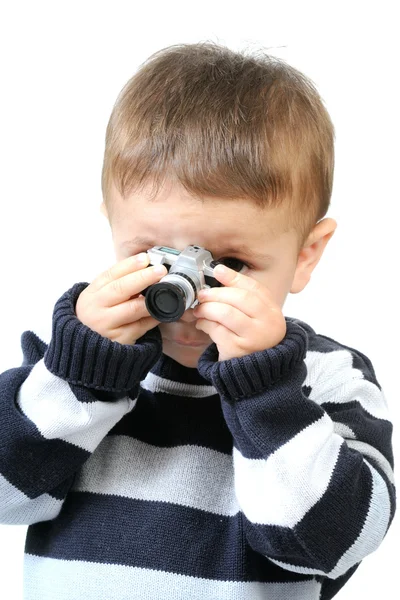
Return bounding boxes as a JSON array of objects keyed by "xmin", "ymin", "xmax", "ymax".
[{"xmin": 0, "ymin": 42, "xmax": 395, "ymax": 600}]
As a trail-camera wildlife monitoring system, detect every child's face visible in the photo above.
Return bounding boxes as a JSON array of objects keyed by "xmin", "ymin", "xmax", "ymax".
[{"xmin": 103, "ymin": 180, "xmax": 305, "ymax": 368}]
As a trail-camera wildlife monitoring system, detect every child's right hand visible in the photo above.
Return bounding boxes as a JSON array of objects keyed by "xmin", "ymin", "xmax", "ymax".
[{"xmin": 75, "ymin": 252, "xmax": 167, "ymax": 345}]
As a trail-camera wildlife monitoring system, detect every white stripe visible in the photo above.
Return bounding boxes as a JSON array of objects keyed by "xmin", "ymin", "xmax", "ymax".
[
  {"xmin": 332, "ymin": 423, "xmax": 394, "ymax": 484},
  {"xmin": 333, "ymin": 422, "xmax": 356, "ymax": 439},
  {"xmin": 23, "ymin": 554, "xmax": 322, "ymax": 600},
  {"xmin": 0, "ymin": 473, "xmax": 63, "ymax": 525},
  {"xmin": 268, "ymin": 459, "xmax": 392, "ymax": 577},
  {"xmin": 346, "ymin": 440, "xmax": 395, "ymax": 484},
  {"xmin": 233, "ymin": 413, "xmax": 343, "ymax": 526},
  {"xmin": 304, "ymin": 350, "xmax": 390, "ymax": 420},
  {"xmin": 328, "ymin": 458, "xmax": 392, "ymax": 577},
  {"xmin": 16, "ymin": 359, "xmax": 137, "ymax": 452},
  {"xmin": 141, "ymin": 370, "xmax": 217, "ymax": 397},
  {"xmin": 72, "ymin": 435, "xmax": 240, "ymax": 516}
]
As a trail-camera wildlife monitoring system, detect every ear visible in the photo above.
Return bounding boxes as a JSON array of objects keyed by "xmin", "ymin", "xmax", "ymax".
[
  {"xmin": 100, "ymin": 202, "xmax": 109, "ymax": 219},
  {"xmin": 290, "ymin": 218, "xmax": 337, "ymax": 294}
]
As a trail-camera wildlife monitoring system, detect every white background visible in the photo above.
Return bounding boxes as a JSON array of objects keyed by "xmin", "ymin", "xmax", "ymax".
[{"xmin": 0, "ymin": 1, "xmax": 398, "ymax": 598}]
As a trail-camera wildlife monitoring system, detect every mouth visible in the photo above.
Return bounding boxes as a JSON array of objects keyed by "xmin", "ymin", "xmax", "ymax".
[
  {"xmin": 161, "ymin": 320, "xmax": 210, "ymax": 348},
  {"xmin": 166, "ymin": 338, "xmax": 208, "ymax": 347},
  {"xmin": 162, "ymin": 330, "xmax": 209, "ymax": 347}
]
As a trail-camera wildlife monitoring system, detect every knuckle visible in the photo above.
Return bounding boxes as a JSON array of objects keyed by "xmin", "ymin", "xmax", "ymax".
[
  {"xmin": 140, "ymin": 267, "xmax": 151, "ymax": 280},
  {"xmin": 224, "ymin": 305, "xmax": 233, "ymax": 319},
  {"xmin": 144, "ymin": 265, "xmax": 161, "ymax": 280},
  {"xmin": 128, "ymin": 298, "xmax": 140, "ymax": 316},
  {"xmin": 110, "ymin": 277, "xmax": 124, "ymax": 295},
  {"xmin": 104, "ymin": 267, "xmax": 115, "ymax": 283},
  {"xmin": 244, "ymin": 289, "xmax": 253, "ymax": 302},
  {"xmin": 130, "ymin": 295, "xmax": 146, "ymax": 316}
]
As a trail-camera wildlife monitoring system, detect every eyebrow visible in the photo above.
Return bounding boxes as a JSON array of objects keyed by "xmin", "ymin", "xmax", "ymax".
[{"xmin": 121, "ymin": 236, "xmax": 274, "ymax": 262}]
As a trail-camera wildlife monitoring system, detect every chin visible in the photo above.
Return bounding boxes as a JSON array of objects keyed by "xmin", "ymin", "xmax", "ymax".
[{"xmin": 162, "ymin": 337, "xmax": 207, "ymax": 368}]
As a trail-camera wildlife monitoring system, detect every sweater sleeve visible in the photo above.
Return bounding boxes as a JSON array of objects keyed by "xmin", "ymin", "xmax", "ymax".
[
  {"xmin": 0, "ymin": 282, "xmax": 163, "ymax": 525},
  {"xmin": 197, "ymin": 318, "xmax": 396, "ymax": 580}
]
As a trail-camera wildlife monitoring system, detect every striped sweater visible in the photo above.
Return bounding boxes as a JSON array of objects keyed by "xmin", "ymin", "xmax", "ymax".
[{"xmin": 0, "ymin": 281, "xmax": 396, "ymax": 600}]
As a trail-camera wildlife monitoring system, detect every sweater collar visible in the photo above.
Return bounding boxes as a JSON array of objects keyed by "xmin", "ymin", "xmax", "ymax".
[{"xmin": 145, "ymin": 344, "xmax": 218, "ymax": 397}]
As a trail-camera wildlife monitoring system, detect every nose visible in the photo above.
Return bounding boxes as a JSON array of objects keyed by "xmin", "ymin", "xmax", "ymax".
[{"xmin": 180, "ymin": 308, "xmax": 197, "ymax": 323}]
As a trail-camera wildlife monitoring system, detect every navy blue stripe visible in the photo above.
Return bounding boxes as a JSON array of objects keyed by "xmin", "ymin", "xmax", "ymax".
[
  {"xmin": 322, "ymin": 401, "xmax": 394, "ymax": 467},
  {"xmin": 318, "ymin": 563, "xmax": 360, "ymax": 600},
  {"xmin": 0, "ymin": 366, "xmax": 89, "ymax": 499},
  {"xmin": 220, "ymin": 366, "xmax": 325, "ymax": 460},
  {"xmin": 294, "ymin": 442, "xmax": 372, "ymax": 569},
  {"xmin": 152, "ymin": 351, "xmax": 212, "ymax": 386},
  {"xmin": 109, "ymin": 389, "xmax": 234, "ymax": 454},
  {"xmin": 244, "ymin": 444, "xmax": 372, "ymax": 572},
  {"xmin": 197, "ymin": 321, "xmax": 307, "ymax": 400},
  {"xmin": 25, "ymin": 491, "xmax": 313, "ymax": 584},
  {"xmin": 21, "ymin": 330, "xmax": 48, "ymax": 366},
  {"xmin": 70, "ymin": 381, "xmax": 140, "ymax": 404},
  {"xmin": 43, "ymin": 282, "xmax": 165, "ymax": 394}
]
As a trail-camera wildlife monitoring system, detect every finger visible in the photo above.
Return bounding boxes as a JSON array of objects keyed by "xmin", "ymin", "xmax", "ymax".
[
  {"xmin": 99, "ymin": 263, "xmax": 168, "ymax": 308},
  {"xmin": 195, "ymin": 301, "xmax": 252, "ymax": 338},
  {"xmin": 89, "ymin": 252, "xmax": 150, "ymax": 293},
  {"xmin": 108, "ymin": 315, "xmax": 161, "ymax": 346},
  {"xmin": 105, "ymin": 264, "xmax": 168, "ymax": 308},
  {"xmin": 212, "ymin": 264, "xmax": 270, "ymax": 302},
  {"xmin": 196, "ymin": 317, "xmax": 241, "ymax": 350},
  {"xmin": 100, "ymin": 294, "xmax": 160, "ymax": 330},
  {"xmin": 197, "ymin": 287, "xmax": 264, "ymax": 318}
]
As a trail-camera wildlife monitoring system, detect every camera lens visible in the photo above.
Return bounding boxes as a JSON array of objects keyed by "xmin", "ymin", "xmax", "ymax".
[{"xmin": 145, "ymin": 282, "xmax": 186, "ymax": 322}]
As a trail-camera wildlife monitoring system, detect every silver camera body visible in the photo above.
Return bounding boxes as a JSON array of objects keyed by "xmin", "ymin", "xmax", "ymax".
[{"xmin": 141, "ymin": 245, "xmax": 223, "ymax": 322}]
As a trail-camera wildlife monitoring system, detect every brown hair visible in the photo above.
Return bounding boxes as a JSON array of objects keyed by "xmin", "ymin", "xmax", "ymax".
[{"xmin": 101, "ymin": 41, "xmax": 335, "ymax": 247}]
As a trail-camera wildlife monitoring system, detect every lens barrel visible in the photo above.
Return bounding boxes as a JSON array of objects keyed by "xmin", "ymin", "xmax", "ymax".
[{"xmin": 145, "ymin": 282, "xmax": 186, "ymax": 322}]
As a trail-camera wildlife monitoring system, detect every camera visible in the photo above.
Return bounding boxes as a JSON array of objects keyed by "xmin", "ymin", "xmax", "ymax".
[{"xmin": 141, "ymin": 245, "xmax": 224, "ymax": 322}]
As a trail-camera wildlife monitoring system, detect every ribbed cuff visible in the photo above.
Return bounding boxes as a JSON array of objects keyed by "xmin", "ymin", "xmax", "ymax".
[
  {"xmin": 44, "ymin": 282, "xmax": 163, "ymax": 392},
  {"xmin": 197, "ymin": 319, "xmax": 308, "ymax": 400}
]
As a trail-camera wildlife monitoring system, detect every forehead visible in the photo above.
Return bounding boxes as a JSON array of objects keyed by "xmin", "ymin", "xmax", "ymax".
[{"xmin": 110, "ymin": 180, "xmax": 288, "ymax": 245}]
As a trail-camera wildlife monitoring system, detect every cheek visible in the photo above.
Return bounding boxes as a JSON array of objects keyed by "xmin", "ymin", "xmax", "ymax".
[{"xmin": 256, "ymin": 269, "xmax": 295, "ymax": 306}]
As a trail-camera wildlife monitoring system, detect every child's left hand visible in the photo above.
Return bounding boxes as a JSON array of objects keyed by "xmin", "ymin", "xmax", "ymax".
[{"xmin": 193, "ymin": 264, "xmax": 287, "ymax": 362}]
